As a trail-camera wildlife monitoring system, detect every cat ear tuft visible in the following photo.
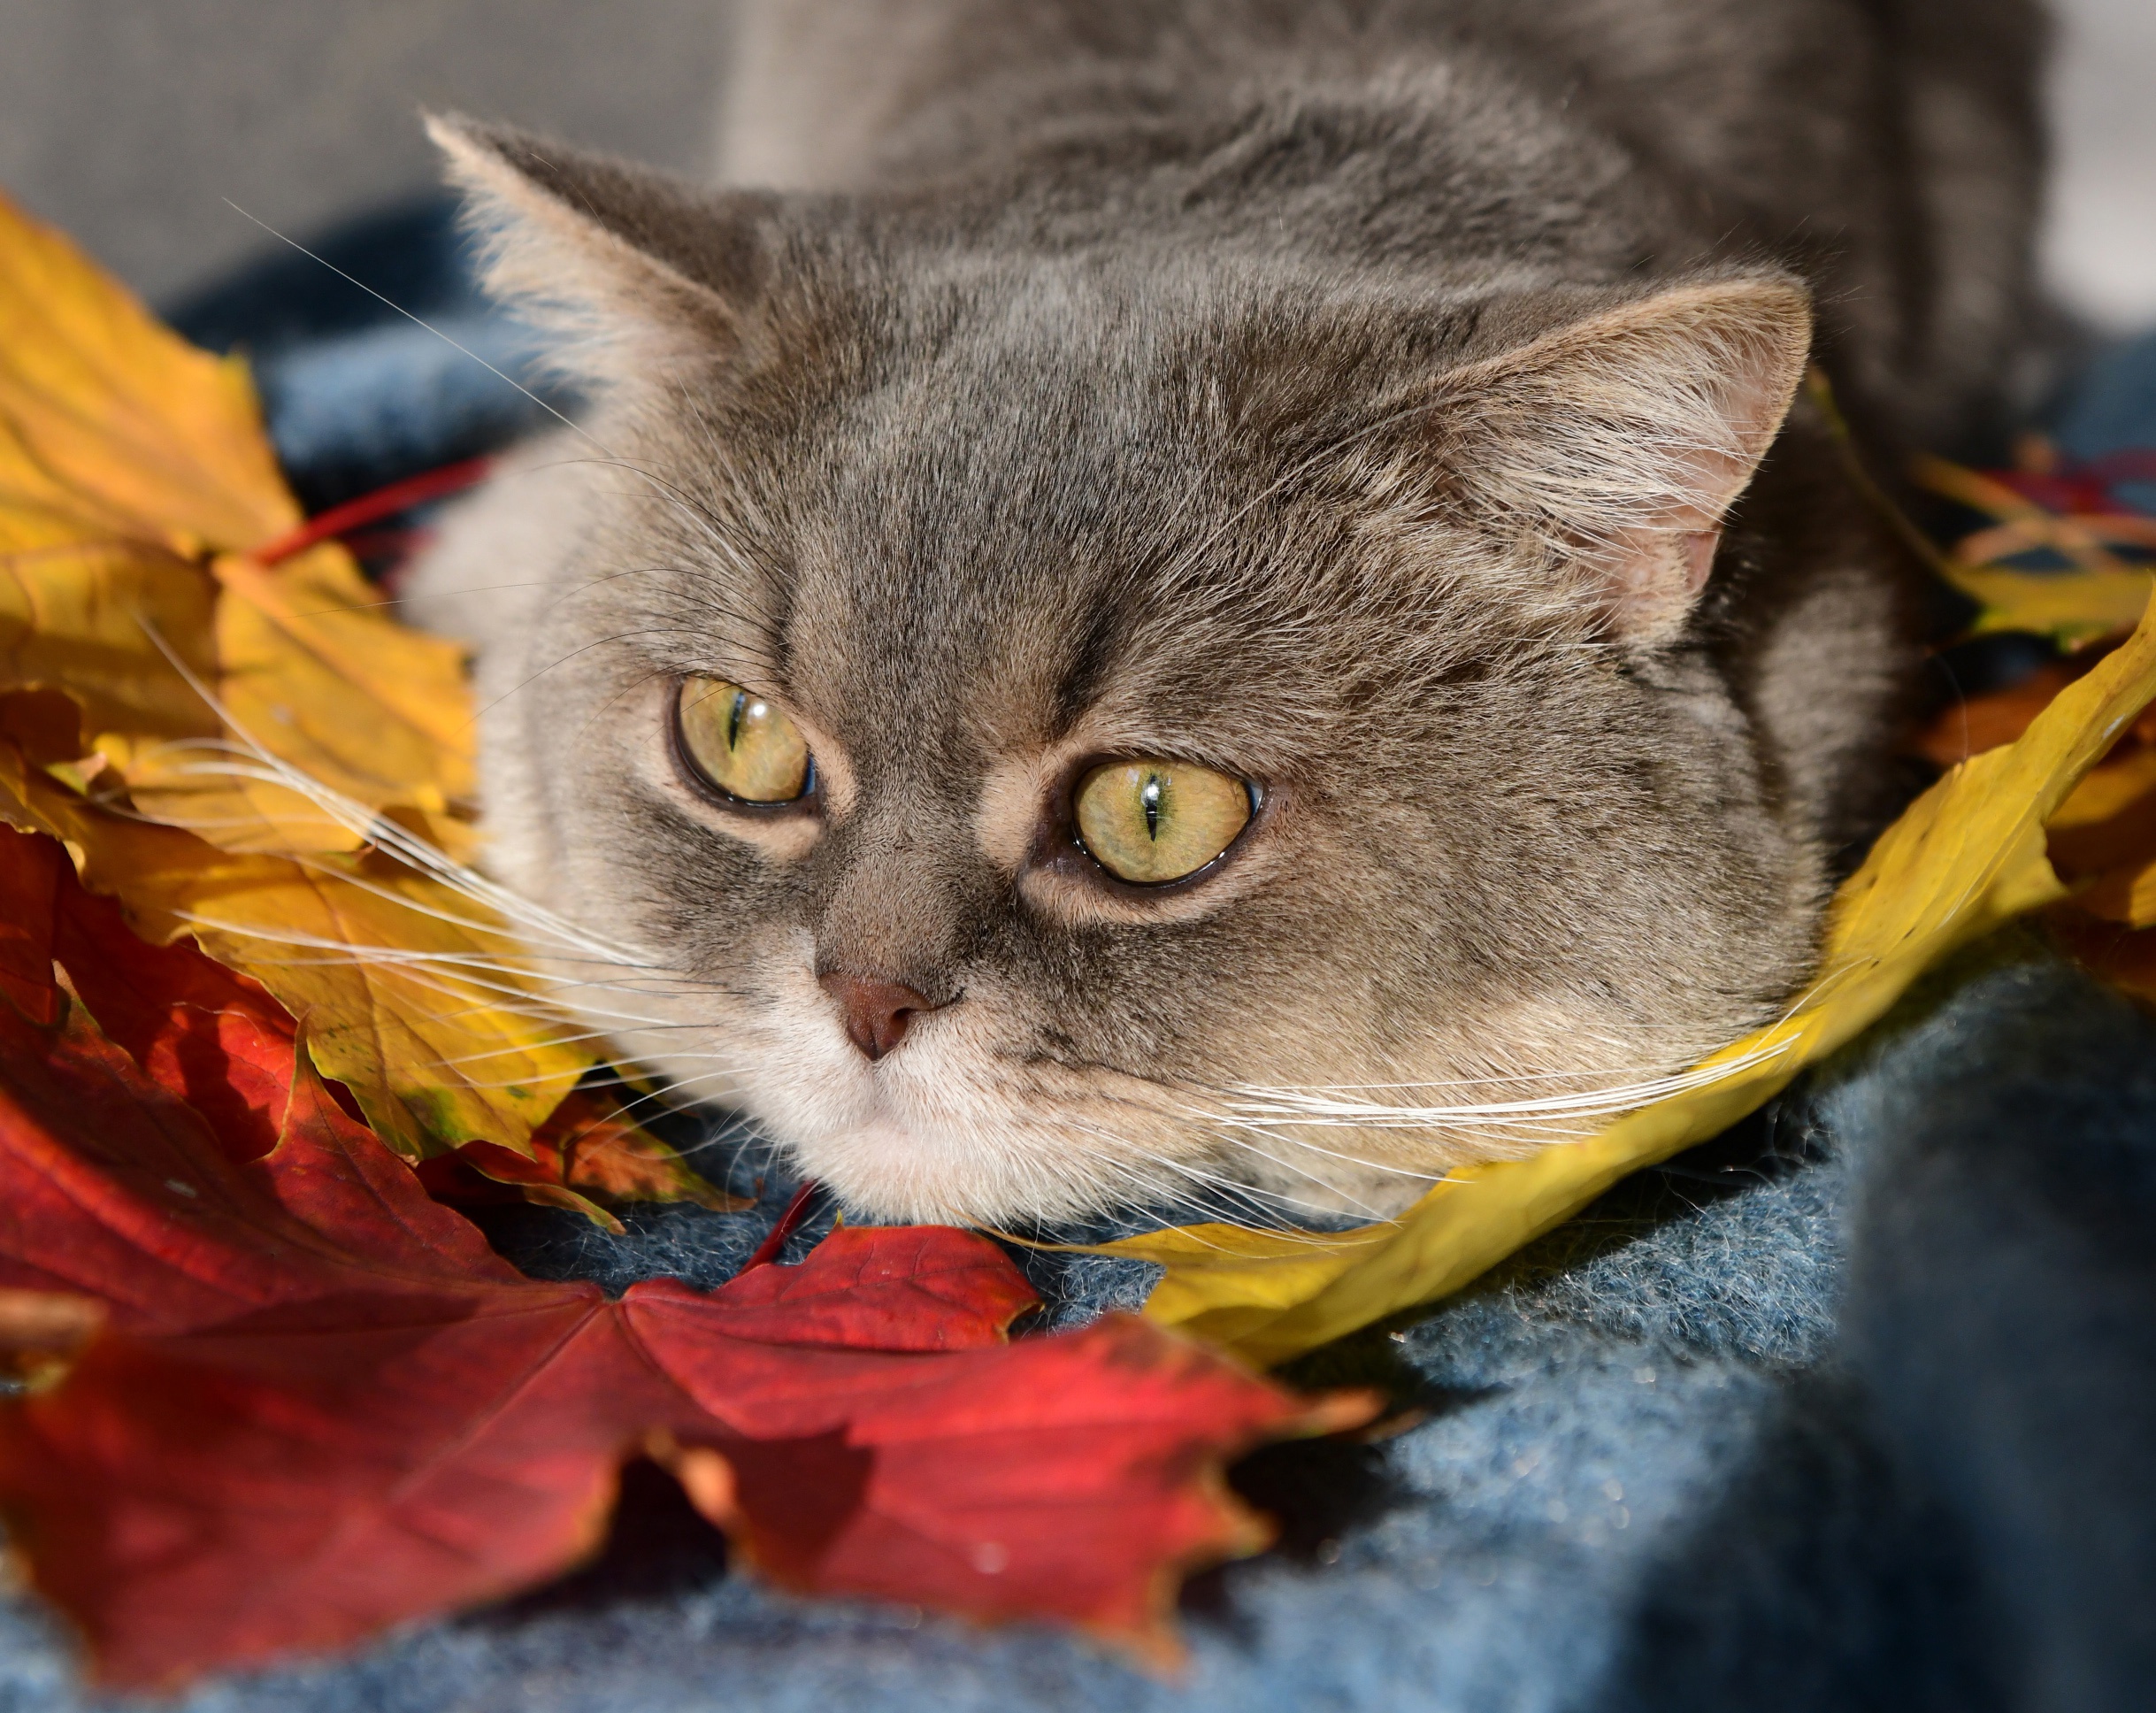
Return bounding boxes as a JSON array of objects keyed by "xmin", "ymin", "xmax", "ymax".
[
  {"xmin": 1437, "ymin": 277, "xmax": 1813, "ymax": 645},
  {"xmin": 426, "ymin": 112, "xmax": 774, "ymax": 389}
]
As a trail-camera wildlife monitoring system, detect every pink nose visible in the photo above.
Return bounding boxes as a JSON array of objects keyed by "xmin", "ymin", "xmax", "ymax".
[{"xmin": 818, "ymin": 974, "xmax": 939, "ymax": 1061}]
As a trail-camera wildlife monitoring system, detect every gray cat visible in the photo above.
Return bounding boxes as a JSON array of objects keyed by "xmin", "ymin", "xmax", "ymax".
[{"xmin": 407, "ymin": 0, "xmax": 2045, "ymax": 1227}]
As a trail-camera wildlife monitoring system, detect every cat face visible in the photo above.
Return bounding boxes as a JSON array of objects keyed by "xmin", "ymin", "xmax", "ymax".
[{"xmin": 421, "ymin": 120, "xmax": 1827, "ymax": 1225}]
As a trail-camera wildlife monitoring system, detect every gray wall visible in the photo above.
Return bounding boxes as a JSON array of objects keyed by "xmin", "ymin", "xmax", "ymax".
[
  {"xmin": 0, "ymin": 1, "xmax": 731, "ymax": 307},
  {"xmin": 2045, "ymin": 0, "xmax": 2156, "ymax": 331},
  {"xmin": 0, "ymin": 0, "xmax": 2150, "ymax": 327}
]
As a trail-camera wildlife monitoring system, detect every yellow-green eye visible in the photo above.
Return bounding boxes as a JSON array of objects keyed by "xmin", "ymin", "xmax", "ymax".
[
  {"xmin": 1074, "ymin": 759, "xmax": 1253, "ymax": 885},
  {"xmin": 675, "ymin": 676, "xmax": 811, "ymax": 803}
]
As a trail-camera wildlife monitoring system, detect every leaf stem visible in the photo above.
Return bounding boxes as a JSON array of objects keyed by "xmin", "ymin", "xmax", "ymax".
[
  {"xmin": 249, "ymin": 457, "xmax": 495, "ymax": 566},
  {"xmin": 743, "ymin": 1181, "xmax": 823, "ymax": 1271},
  {"xmin": 1801, "ymin": 366, "xmax": 1960, "ymax": 581}
]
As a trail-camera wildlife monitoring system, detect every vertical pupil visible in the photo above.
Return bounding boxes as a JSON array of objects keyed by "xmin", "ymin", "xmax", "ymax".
[
  {"xmin": 1140, "ymin": 773, "xmax": 1163, "ymax": 841},
  {"xmin": 726, "ymin": 690, "xmax": 748, "ymax": 752}
]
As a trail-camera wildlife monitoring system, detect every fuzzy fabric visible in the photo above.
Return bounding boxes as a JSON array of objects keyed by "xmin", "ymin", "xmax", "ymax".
[{"xmin": 0, "ymin": 205, "xmax": 2151, "ymax": 1712}]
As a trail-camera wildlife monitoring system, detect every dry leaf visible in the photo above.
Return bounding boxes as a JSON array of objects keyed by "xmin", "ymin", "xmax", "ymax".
[
  {"xmin": 418, "ymin": 1088, "xmax": 753, "ymax": 1231},
  {"xmin": 0, "ymin": 188, "xmax": 295, "ymax": 557},
  {"xmin": 2044, "ymin": 910, "xmax": 2156, "ymax": 1003},
  {"xmin": 1933, "ymin": 559, "xmax": 2154, "ymax": 647},
  {"xmin": 111, "ymin": 545, "xmax": 478, "ymax": 859},
  {"xmin": 0, "ymin": 822, "xmax": 718, "ymax": 1223},
  {"xmin": 0, "ymin": 186, "xmax": 466, "ymax": 849}
]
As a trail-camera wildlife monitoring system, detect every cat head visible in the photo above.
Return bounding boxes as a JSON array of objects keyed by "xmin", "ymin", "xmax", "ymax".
[{"xmin": 423, "ymin": 118, "xmax": 1822, "ymax": 1225}]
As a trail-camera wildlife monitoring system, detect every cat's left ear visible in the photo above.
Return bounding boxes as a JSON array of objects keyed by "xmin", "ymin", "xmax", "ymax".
[
  {"xmin": 426, "ymin": 113, "xmax": 777, "ymax": 389},
  {"xmin": 1434, "ymin": 276, "xmax": 1813, "ymax": 646}
]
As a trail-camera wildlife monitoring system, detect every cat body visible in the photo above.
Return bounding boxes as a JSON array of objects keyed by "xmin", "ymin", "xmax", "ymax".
[{"xmin": 409, "ymin": 0, "xmax": 2044, "ymax": 1225}]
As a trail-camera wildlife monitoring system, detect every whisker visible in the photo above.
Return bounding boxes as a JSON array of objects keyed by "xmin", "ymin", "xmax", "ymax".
[
  {"xmin": 219, "ymin": 199, "xmax": 605, "ymax": 456},
  {"xmin": 1211, "ymin": 1039, "xmax": 1792, "ymax": 1129}
]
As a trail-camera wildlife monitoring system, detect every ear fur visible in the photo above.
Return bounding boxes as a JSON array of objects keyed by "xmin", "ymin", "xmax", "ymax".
[
  {"xmin": 1429, "ymin": 277, "xmax": 1813, "ymax": 645},
  {"xmin": 426, "ymin": 113, "xmax": 774, "ymax": 389}
]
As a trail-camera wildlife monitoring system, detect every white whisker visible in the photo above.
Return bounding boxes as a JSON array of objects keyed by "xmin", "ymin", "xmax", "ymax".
[
  {"xmin": 1210, "ymin": 1039, "xmax": 1792, "ymax": 1130},
  {"xmin": 219, "ymin": 199, "xmax": 606, "ymax": 456}
]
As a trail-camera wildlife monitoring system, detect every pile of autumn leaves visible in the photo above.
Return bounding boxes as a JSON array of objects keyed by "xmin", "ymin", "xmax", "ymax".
[{"xmin": 0, "ymin": 184, "xmax": 2153, "ymax": 1690}]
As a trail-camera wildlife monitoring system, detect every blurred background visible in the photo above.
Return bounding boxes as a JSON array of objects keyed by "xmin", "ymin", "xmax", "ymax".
[
  {"xmin": 0, "ymin": 0, "xmax": 2149, "ymax": 326},
  {"xmin": 0, "ymin": 0, "xmax": 731, "ymax": 310}
]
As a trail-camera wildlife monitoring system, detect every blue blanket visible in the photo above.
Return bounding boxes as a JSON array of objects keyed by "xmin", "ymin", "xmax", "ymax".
[{"xmin": 3, "ymin": 203, "xmax": 2152, "ymax": 1713}]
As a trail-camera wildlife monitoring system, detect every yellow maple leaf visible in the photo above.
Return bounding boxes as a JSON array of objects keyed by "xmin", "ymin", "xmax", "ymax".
[
  {"xmin": 107, "ymin": 547, "xmax": 480, "ymax": 858},
  {"xmin": 0, "ymin": 188, "xmax": 466, "ymax": 849},
  {"xmin": 0, "ymin": 192, "xmax": 295, "ymax": 557},
  {"xmin": 0, "ymin": 187, "xmax": 705, "ymax": 1203},
  {"xmin": 1101, "ymin": 582, "xmax": 2156, "ymax": 1367},
  {"xmin": 1938, "ymin": 561, "xmax": 2154, "ymax": 646}
]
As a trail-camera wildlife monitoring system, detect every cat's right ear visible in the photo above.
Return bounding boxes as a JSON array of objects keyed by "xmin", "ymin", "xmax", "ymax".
[
  {"xmin": 426, "ymin": 113, "xmax": 776, "ymax": 389},
  {"xmin": 1410, "ymin": 276, "xmax": 1815, "ymax": 647}
]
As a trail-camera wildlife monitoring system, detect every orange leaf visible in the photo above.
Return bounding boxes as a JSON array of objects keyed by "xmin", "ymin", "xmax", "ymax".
[{"xmin": 420, "ymin": 1087, "xmax": 753, "ymax": 1231}]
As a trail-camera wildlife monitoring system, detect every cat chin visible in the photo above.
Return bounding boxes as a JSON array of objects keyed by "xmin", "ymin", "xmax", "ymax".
[
  {"xmin": 756, "ymin": 1067, "xmax": 1140, "ymax": 1226},
  {"xmin": 784, "ymin": 1118, "xmax": 1044, "ymax": 1227},
  {"xmin": 606, "ymin": 1030, "xmax": 1106, "ymax": 1225},
  {"xmin": 777, "ymin": 1106, "xmax": 1139, "ymax": 1228}
]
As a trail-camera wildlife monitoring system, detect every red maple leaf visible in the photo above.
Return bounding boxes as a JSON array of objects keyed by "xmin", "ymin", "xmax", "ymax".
[{"xmin": 0, "ymin": 826, "xmax": 1372, "ymax": 1689}]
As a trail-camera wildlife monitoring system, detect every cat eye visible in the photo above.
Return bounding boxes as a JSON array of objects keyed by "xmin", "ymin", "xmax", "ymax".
[
  {"xmin": 673, "ymin": 676, "xmax": 812, "ymax": 803},
  {"xmin": 1073, "ymin": 759, "xmax": 1253, "ymax": 886}
]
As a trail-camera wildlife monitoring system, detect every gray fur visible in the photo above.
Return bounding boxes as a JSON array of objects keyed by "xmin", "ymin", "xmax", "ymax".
[{"xmin": 407, "ymin": 0, "xmax": 2044, "ymax": 1225}]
